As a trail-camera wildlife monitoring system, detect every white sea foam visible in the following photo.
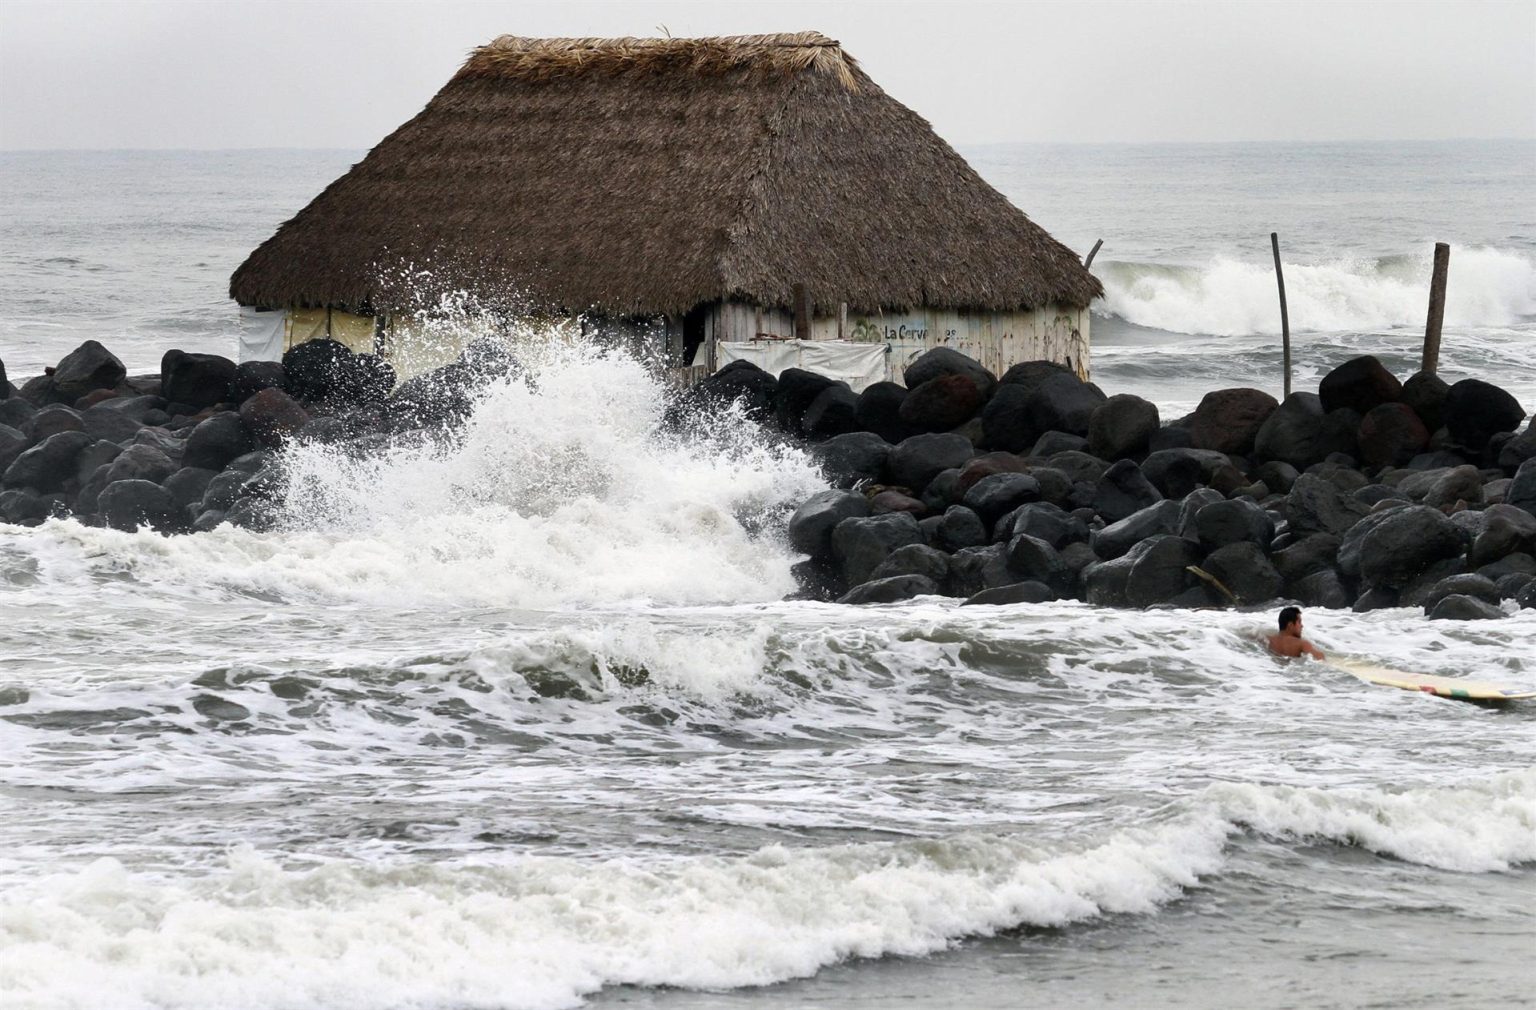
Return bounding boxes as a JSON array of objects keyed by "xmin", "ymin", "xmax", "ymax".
[
  {"xmin": 3, "ymin": 772, "xmax": 1529, "ymax": 1010},
  {"xmin": 1096, "ymin": 246, "xmax": 1536, "ymax": 336},
  {"xmin": 0, "ymin": 344, "xmax": 826, "ymax": 610}
]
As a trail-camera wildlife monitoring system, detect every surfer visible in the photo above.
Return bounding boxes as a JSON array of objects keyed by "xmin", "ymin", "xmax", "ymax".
[{"xmin": 1266, "ymin": 606, "xmax": 1326, "ymax": 660}]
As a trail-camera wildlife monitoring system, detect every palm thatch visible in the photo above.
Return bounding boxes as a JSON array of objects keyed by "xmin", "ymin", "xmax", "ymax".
[{"xmin": 230, "ymin": 32, "xmax": 1102, "ymax": 317}]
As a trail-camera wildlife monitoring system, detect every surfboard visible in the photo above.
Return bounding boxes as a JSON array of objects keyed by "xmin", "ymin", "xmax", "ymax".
[{"xmin": 1332, "ymin": 659, "xmax": 1536, "ymax": 702}]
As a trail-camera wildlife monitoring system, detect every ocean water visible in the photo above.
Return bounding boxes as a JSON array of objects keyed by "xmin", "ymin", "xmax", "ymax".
[{"xmin": 2, "ymin": 143, "xmax": 1535, "ymax": 1010}]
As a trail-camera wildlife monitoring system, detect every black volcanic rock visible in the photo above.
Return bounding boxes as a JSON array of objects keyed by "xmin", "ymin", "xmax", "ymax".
[
  {"xmin": 1318, "ymin": 355, "xmax": 1401, "ymax": 415},
  {"xmin": 161, "ymin": 350, "xmax": 236, "ymax": 410},
  {"xmin": 1443, "ymin": 379, "xmax": 1525, "ymax": 451},
  {"xmin": 903, "ymin": 347, "xmax": 996, "ymax": 402},
  {"xmin": 1088, "ymin": 394, "xmax": 1159, "ymax": 460},
  {"xmin": 52, "ymin": 341, "xmax": 126, "ymax": 402}
]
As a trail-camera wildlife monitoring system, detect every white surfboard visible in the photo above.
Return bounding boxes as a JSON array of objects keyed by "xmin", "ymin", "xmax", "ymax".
[{"xmin": 1333, "ymin": 659, "xmax": 1536, "ymax": 702}]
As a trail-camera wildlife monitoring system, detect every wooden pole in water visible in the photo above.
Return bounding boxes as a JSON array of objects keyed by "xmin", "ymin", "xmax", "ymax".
[
  {"xmin": 793, "ymin": 283, "xmax": 810, "ymax": 341},
  {"xmin": 1422, "ymin": 242, "xmax": 1450, "ymax": 375},
  {"xmin": 1271, "ymin": 232, "xmax": 1291, "ymax": 398},
  {"xmin": 1084, "ymin": 239, "xmax": 1103, "ymax": 268}
]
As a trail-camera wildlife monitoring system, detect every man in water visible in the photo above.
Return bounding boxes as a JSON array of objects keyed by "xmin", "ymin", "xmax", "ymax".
[{"xmin": 1267, "ymin": 606, "xmax": 1326, "ymax": 660}]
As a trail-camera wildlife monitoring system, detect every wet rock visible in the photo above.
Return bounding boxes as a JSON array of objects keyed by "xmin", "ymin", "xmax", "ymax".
[
  {"xmin": 788, "ymin": 559, "xmax": 842, "ymax": 602},
  {"xmin": 1084, "ymin": 538, "xmax": 1158, "ymax": 607},
  {"xmin": 870, "ymin": 490, "xmax": 926, "ymax": 517},
  {"xmin": 998, "ymin": 359, "xmax": 1071, "ymax": 394},
  {"xmin": 836, "ymin": 574, "xmax": 941, "ymax": 605},
  {"xmin": 1427, "ymin": 594, "xmax": 1503, "ymax": 621},
  {"xmin": 920, "ymin": 468, "xmax": 964, "ymax": 513},
  {"xmin": 52, "ymin": 340, "xmax": 126, "ymax": 401},
  {"xmin": 1187, "ymin": 388, "xmax": 1278, "ymax": 455},
  {"xmin": 1352, "ymin": 587, "xmax": 1399, "ymax": 612},
  {"xmin": 1290, "ymin": 568, "xmax": 1351, "ymax": 609},
  {"xmin": 1043, "ymin": 450, "xmax": 1108, "ymax": 487},
  {"xmin": 231, "ymin": 360, "xmax": 286, "ymax": 403},
  {"xmin": 99, "ymin": 479, "xmax": 183, "ymax": 533},
  {"xmin": 801, "ymin": 384, "xmax": 860, "ymax": 440},
  {"xmin": 103, "ymin": 443, "xmax": 176, "ymax": 487},
  {"xmin": 1357, "ymin": 403, "xmax": 1429, "ymax": 468},
  {"xmin": 1477, "ymin": 551, "xmax": 1536, "ymax": 582},
  {"xmin": 1149, "ymin": 426, "xmax": 1194, "ymax": 452},
  {"xmin": 1255, "ymin": 393, "xmax": 1334, "ymax": 468},
  {"xmin": 946, "ymin": 543, "xmax": 1014, "ymax": 597},
  {"xmin": 696, "ymin": 360, "xmax": 777, "ymax": 420},
  {"xmin": 1358, "ymin": 505, "xmax": 1465, "ymax": 589},
  {"xmin": 962, "ymin": 473, "xmax": 1041, "ymax": 523},
  {"xmin": 831, "ymin": 512, "xmax": 924, "ymax": 586},
  {"xmin": 26, "ymin": 404, "xmax": 85, "ymax": 443},
  {"xmin": 1088, "ymin": 394, "xmax": 1159, "ymax": 460},
  {"xmin": 1005, "ymin": 533, "xmax": 1069, "ymax": 590},
  {"xmin": 76, "ymin": 404, "xmax": 139, "ymax": 444},
  {"xmin": 1420, "ymin": 573, "xmax": 1500, "ymax": 613},
  {"xmin": 854, "ymin": 382, "xmax": 910, "ymax": 444},
  {"xmin": 1253, "ymin": 460, "xmax": 1299, "ymax": 495},
  {"xmin": 773, "ymin": 368, "xmax": 838, "ymax": 434},
  {"xmin": 162, "ymin": 467, "xmax": 219, "ymax": 512},
  {"xmin": 387, "ymin": 363, "xmax": 478, "ymax": 431},
  {"xmin": 1091, "ymin": 498, "xmax": 1182, "ymax": 561},
  {"xmin": 281, "ymin": 340, "xmax": 353, "ymax": 403},
  {"xmin": 1025, "ymin": 372, "xmax": 1105, "ymax": 439},
  {"xmin": 1195, "ymin": 498, "xmax": 1275, "ymax": 551},
  {"xmin": 1399, "ymin": 371, "xmax": 1449, "ymax": 433},
  {"xmin": 182, "ymin": 411, "xmax": 254, "ymax": 471},
  {"xmin": 787, "ymin": 490, "xmax": 870, "ymax": 560},
  {"xmin": 1443, "ymin": 379, "xmax": 1525, "ymax": 451},
  {"xmin": 0, "ymin": 488, "xmax": 51, "ymax": 525},
  {"xmin": 1318, "ymin": 355, "xmax": 1401, "ymax": 415},
  {"xmin": 1508, "ymin": 458, "xmax": 1536, "ymax": 518},
  {"xmin": 2, "ymin": 430, "xmax": 92, "ymax": 492},
  {"xmin": 1284, "ymin": 473, "xmax": 1370, "ymax": 537},
  {"xmin": 1497, "ymin": 420, "xmax": 1536, "ymax": 471},
  {"xmin": 239, "ymin": 387, "xmax": 310, "ymax": 447},
  {"xmin": 1519, "ymin": 582, "xmax": 1536, "ymax": 610},
  {"xmin": 0, "ymin": 396, "xmax": 36, "ymax": 433},
  {"xmin": 1124, "ymin": 535, "xmax": 1202, "ymax": 608},
  {"xmin": 1496, "ymin": 572, "xmax": 1535, "ymax": 600},
  {"xmin": 1470, "ymin": 504, "xmax": 1536, "ymax": 565},
  {"xmin": 1421, "ymin": 464, "xmax": 1484, "ymax": 510},
  {"xmin": 956, "ymin": 452, "xmax": 1031, "ymax": 493},
  {"xmin": 904, "ymin": 347, "xmax": 997, "ymax": 402},
  {"xmin": 961, "ymin": 581, "xmax": 1056, "ymax": 606},
  {"xmin": 885, "ymin": 433, "xmax": 974, "ymax": 492},
  {"xmin": 0, "ymin": 424, "xmax": 27, "ymax": 474},
  {"xmin": 978, "ymin": 384, "xmax": 1035, "ymax": 453},
  {"xmin": 1094, "ymin": 459, "xmax": 1163, "ymax": 524},
  {"xmin": 1354, "ymin": 484, "xmax": 1407, "ymax": 508},
  {"xmin": 899, "ymin": 374, "xmax": 985, "ymax": 434},
  {"xmin": 814, "ymin": 432, "xmax": 890, "ymax": 489},
  {"xmin": 161, "ymin": 349, "xmax": 236, "ymax": 409},
  {"xmin": 1010, "ymin": 502, "xmax": 1088, "ymax": 549},
  {"xmin": 1202, "ymin": 542, "xmax": 1283, "ymax": 604},
  {"xmin": 223, "ymin": 497, "xmax": 275, "ymax": 532},
  {"xmin": 1272, "ymin": 532, "xmax": 1341, "ymax": 584},
  {"xmin": 869, "ymin": 544, "xmax": 951, "ymax": 584},
  {"xmin": 1140, "ymin": 448, "xmax": 1229, "ymax": 499},
  {"xmin": 937, "ymin": 505, "xmax": 988, "ymax": 551},
  {"xmin": 198, "ymin": 469, "xmax": 255, "ymax": 514}
]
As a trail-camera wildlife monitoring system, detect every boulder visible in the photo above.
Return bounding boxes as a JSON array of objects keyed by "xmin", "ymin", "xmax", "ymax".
[
  {"xmin": 937, "ymin": 505, "xmax": 988, "ymax": 551},
  {"xmin": 51, "ymin": 340, "xmax": 126, "ymax": 401},
  {"xmin": 903, "ymin": 348, "xmax": 997, "ymax": 402},
  {"xmin": 1496, "ymin": 572, "xmax": 1535, "ymax": 600},
  {"xmin": 1254, "ymin": 393, "xmax": 1333, "ymax": 468},
  {"xmin": 98, "ymin": 479, "xmax": 183, "ymax": 533},
  {"xmin": 854, "ymin": 382, "xmax": 911, "ymax": 444},
  {"xmin": 1091, "ymin": 498, "xmax": 1182, "ymax": 561},
  {"xmin": 836, "ymin": 574, "xmax": 941, "ymax": 605},
  {"xmin": 870, "ymin": 490, "xmax": 926, "ymax": 517},
  {"xmin": 1093, "ymin": 459, "xmax": 1163, "ymax": 524},
  {"xmin": 773, "ymin": 368, "xmax": 838, "ymax": 434},
  {"xmin": 0, "ymin": 488, "xmax": 53, "ymax": 525},
  {"xmin": 801, "ymin": 384, "xmax": 860, "ymax": 440},
  {"xmin": 955, "ymin": 451, "xmax": 1031, "ymax": 493},
  {"xmin": 1443, "ymin": 379, "xmax": 1525, "ymax": 451},
  {"xmin": 920, "ymin": 468, "xmax": 964, "ymax": 514},
  {"xmin": 0, "ymin": 425, "xmax": 27, "ymax": 474},
  {"xmin": 946, "ymin": 543, "xmax": 1015, "ymax": 597},
  {"xmin": 898, "ymin": 374, "xmax": 984, "ymax": 434},
  {"xmin": 1175, "ymin": 487, "xmax": 1226, "ymax": 539},
  {"xmin": 25, "ymin": 404, "xmax": 85, "ymax": 443},
  {"xmin": 1202, "ymin": 542, "xmax": 1283, "ymax": 604},
  {"xmin": 1318, "ymin": 355, "xmax": 1401, "ymax": 415},
  {"xmin": 198, "ymin": 468, "xmax": 255, "ymax": 514},
  {"xmin": 183, "ymin": 412, "xmax": 254, "ymax": 471},
  {"xmin": 1087, "ymin": 394, "xmax": 1159, "ymax": 460},
  {"xmin": 1024, "ymin": 372, "xmax": 1105, "ymax": 439},
  {"xmin": 696, "ymin": 360, "xmax": 777, "ymax": 420},
  {"xmin": 1005, "ymin": 533, "xmax": 1069, "ymax": 590},
  {"xmin": 1420, "ymin": 464, "xmax": 1484, "ymax": 510},
  {"xmin": 961, "ymin": 581, "xmax": 1055, "ymax": 606},
  {"xmin": 1426, "ymin": 595, "xmax": 1504, "ymax": 621},
  {"xmin": 78, "ymin": 404, "xmax": 141, "ymax": 443},
  {"xmin": 962, "ymin": 473, "xmax": 1041, "ymax": 524},
  {"xmin": 998, "ymin": 359, "xmax": 1071, "ymax": 394},
  {"xmin": 1140, "ymin": 448, "xmax": 1229, "ymax": 499},
  {"xmin": 788, "ymin": 490, "xmax": 870, "ymax": 560},
  {"xmin": 2, "ymin": 430, "xmax": 92, "ymax": 492},
  {"xmin": 104, "ymin": 444, "xmax": 176, "ymax": 486},
  {"xmin": 1336, "ymin": 510, "xmax": 1399, "ymax": 582},
  {"xmin": 239, "ymin": 388, "xmax": 310, "ymax": 447},
  {"xmin": 1497, "ymin": 420, "xmax": 1536, "ymax": 471},
  {"xmin": 1124, "ymin": 535, "xmax": 1202, "ymax": 607},
  {"xmin": 1084, "ymin": 538, "xmax": 1159, "ymax": 607},
  {"xmin": 1357, "ymin": 403, "xmax": 1429, "ymax": 468},
  {"xmin": 1399, "ymin": 371, "xmax": 1450, "ymax": 433},
  {"xmin": 128, "ymin": 428, "xmax": 184, "ymax": 463},
  {"xmin": 1508, "ymin": 458, "xmax": 1536, "ymax": 518},
  {"xmin": 281, "ymin": 340, "xmax": 354, "ymax": 403},
  {"xmin": 1009, "ymin": 502, "xmax": 1088, "ymax": 549},
  {"xmin": 1253, "ymin": 460, "xmax": 1299, "ymax": 495},
  {"xmin": 1187, "ymin": 388, "xmax": 1278, "ymax": 455},
  {"xmin": 978, "ymin": 384, "xmax": 1035, "ymax": 453},
  {"xmin": 815, "ymin": 432, "xmax": 890, "ymax": 489},
  {"xmin": 831, "ymin": 512, "xmax": 925, "ymax": 586},
  {"xmin": 1420, "ymin": 573, "xmax": 1500, "ymax": 613},
  {"xmin": 231, "ymin": 360, "xmax": 287, "ymax": 404},
  {"xmin": 1284, "ymin": 473, "xmax": 1370, "ymax": 536},
  {"xmin": 161, "ymin": 467, "xmax": 219, "ymax": 512},
  {"xmin": 1290, "ymin": 569, "xmax": 1351, "ymax": 609},
  {"xmin": 0, "ymin": 397, "xmax": 36, "ymax": 433},
  {"xmin": 1470, "ymin": 504, "xmax": 1536, "ymax": 565},
  {"xmin": 1195, "ymin": 498, "xmax": 1275, "ymax": 551},
  {"xmin": 1357, "ymin": 506, "xmax": 1465, "ymax": 588},
  {"xmin": 1519, "ymin": 581, "xmax": 1536, "ymax": 610},
  {"xmin": 885, "ymin": 433, "xmax": 974, "ymax": 492},
  {"xmin": 387, "ymin": 363, "xmax": 478, "ymax": 430},
  {"xmin": 869, "ymin": 543, "xmax": 951, "ymax": 585},
  {"xmin": 161, "ymin": 350, "xmax": 236, "ymax": 409}
]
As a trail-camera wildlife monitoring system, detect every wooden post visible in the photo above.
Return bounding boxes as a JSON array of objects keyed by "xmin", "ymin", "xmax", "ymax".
[
  {"xmin": 838, "ymin": 302, "xmax": 848, "ymax": 341},
  {"xmin": 1422, "ymin": 242, "xmax": 1450, "ymax": 375},
  {"xmin": 1271, "ymin": 232, "xmax": 1291, "ymax": 398},
  {"xmin": 792, "ymin": 283, "xmax": 810, "ymax": 341},
  {"xmin": 1084, "ymin": 238, "xmax": 1103, "ymax": 268}
]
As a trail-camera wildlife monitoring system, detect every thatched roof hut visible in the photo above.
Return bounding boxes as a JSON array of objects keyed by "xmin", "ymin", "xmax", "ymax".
[{"xmin": 231, "ymin": 31, "xmax": 1099, "ymax": 318}]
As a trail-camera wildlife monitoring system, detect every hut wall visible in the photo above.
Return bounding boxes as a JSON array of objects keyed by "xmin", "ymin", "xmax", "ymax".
[{"xmin": 709, "ymin": 302, "xmax": 1091, "ymax": 382}]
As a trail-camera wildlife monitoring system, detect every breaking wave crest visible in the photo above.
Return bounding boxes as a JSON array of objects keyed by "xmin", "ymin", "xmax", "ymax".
[
  {"xmin": 4, "ymin": 773, "xmax": 1530, "ymax": 1010},
  {"xmin": 1096, "ymin": 246, "xmax": 1536, "ymax": 336}
]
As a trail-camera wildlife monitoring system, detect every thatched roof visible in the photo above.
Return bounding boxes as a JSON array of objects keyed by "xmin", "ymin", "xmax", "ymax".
[{"xmin": 230, "ymin": 32, "xmax": 1102, "ymax": 316}]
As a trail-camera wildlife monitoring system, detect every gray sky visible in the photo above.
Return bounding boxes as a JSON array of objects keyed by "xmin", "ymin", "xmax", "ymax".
[{"xmin": 2, "ymin": 0, "xmax": 1532, "ymax": 149}]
